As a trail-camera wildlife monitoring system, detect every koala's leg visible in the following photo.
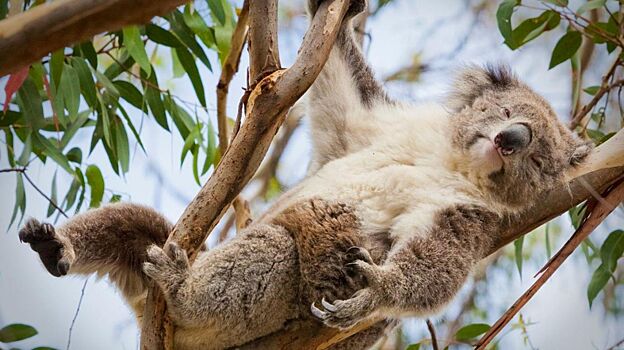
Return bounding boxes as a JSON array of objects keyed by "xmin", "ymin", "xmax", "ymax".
[
  {"xmin": 19, "ymin": 203, "xmax": 172, "ymax": 310},
  {"xmin": 273, "ymin": 199, "xmax": 376, "ymax": 310},
  {"xmin": 313, "ymin": 205, "xmax": 498, "ymax": 329},
  {"xmin": 143, "ymin": 223, "xmax": 300, "ymax": 349},
  {"xmin": 306, "ymin": 0, "xmax": 392, "ymax": 173}
]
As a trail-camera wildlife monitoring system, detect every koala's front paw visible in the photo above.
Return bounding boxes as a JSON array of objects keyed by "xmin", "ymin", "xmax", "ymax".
[
  {"xmin": 308, "ymin": 0, "xmax": 367, "ymax": 19},
  {"xmin": 143, "ymin": 243, "xmax": 190, "ymax": 291},
  {"xmin": 19, "ymin": 219, "xmax": 74, "ymax": 277},
  {"xmin": 311, "ymin": 289, "xmax": 376, "ymax": 329}
]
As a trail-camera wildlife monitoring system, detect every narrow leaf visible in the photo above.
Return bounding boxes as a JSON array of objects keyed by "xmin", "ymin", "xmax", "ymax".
[
  {"xmin": 455, "ymin": 323, "xmax": 491, "ymax": 341},
  {"xmin": 86, "ymin": 164, "xmax": 104, "ymax": 208},
  {"xmin": 514, "ymin": 236, "xmax": 524, "ymax": 279},
  {"xmin": 122, "ymin": 26, "xmax": 151, "ymax": 76},
  {"xmin": 175, "ymin": 46, "xmax": 206, "ymax": 107}
]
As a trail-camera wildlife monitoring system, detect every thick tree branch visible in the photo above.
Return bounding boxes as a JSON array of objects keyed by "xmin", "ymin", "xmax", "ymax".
[
  {"xmin": 475, "ymin": 179, "xmax": 624, "ymax": 349},
  {"xmin": 248, "ymin": 0, "xmax": 281, "ymax": 84},
  {"xmin": 0, "ymin": 0, "xmax": 190, "ymax": 77},
  {"xmin": 140, "ymin": 1, "xmax": 351, "ymax": 348}
]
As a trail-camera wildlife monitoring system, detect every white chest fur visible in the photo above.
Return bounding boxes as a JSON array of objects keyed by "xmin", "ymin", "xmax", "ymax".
[{"xmin": 274, "ymin": 104, "xmax": 484, "ymax": 243}]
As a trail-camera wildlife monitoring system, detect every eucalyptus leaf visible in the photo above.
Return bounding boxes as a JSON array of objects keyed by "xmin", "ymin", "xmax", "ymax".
[
  {"xmin": 122, "ymin": 25, "xmax": 151, "ymax": 76},
  {"xmin": 86, "ymin": 164, "xmax": 104, "ymax": 208},
  {"xmin": 549, "ymin": 31, "xmax": 582, "ymax": 69},
  {"xmin": 0, "ymin": 323, "xmax": 38, "ymax": 343}
]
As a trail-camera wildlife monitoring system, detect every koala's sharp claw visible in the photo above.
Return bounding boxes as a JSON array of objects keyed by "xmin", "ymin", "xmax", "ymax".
[
  {"xmin": 321, "ymin": 297, "xmax": 337, "ymax": 312},
  {"xmin": 310, "ymin": 302, "xmax": 328, "ymax": 319}
]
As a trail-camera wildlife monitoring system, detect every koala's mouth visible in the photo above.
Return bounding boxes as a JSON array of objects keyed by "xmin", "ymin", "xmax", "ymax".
[{"xmin": 471, "ymin": 136, "xmax": 504, "ymax": 173}]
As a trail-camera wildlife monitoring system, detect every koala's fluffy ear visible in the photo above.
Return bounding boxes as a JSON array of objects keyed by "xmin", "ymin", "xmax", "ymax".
[
  {"xmin": 569, "ymin": 141, "xmax": 593, "ymax": 166},
  {"xmin": 447, "ymin": 64, "xmax": 519, "ymax": 112}
]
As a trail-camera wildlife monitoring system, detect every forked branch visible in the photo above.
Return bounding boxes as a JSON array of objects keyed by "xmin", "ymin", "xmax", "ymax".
[{"xmin": 140, "ymin": 0, "xmax": 352, "ymax": 348}]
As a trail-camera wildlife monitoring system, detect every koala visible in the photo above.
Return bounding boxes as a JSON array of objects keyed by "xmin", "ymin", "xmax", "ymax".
[{"xmin": 19, "ymin": 0, "xmax": 590, "ymax": 349}]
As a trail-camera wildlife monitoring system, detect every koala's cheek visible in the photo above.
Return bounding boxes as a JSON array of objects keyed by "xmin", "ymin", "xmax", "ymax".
[{"xmin": 468, "ymin": 139, "xmax": 503, "ymax": 175}]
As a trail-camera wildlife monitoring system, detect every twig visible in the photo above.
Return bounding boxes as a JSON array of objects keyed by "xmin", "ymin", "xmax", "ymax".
[
  {"xmin": 474, "ymin": 179, "xmax": 624, "ymax": 350},
  {"xmin": 607, "ymin": 337, "xmax": 624, "ymax": 350},
  {"xmin": 22, "ymin": 171, "xmax": 69, "ymax": 218},
  {"xmin": 570, "ymin": 57, "xmax": 622, "ymax": 129},
  {"xmin": 216, "ymin": 0, "xmax": 249, "ymax": 156},
  {"xmin": 66, "ymin": 277, "xmax": 89, "ymax": 350},
  {"xmin": 427, "ymin": 319, "xmax": 439, "ymax": 350},
  {"xmin": 232, "ymin": 197, "xmax": 252, "ymax": 231}
]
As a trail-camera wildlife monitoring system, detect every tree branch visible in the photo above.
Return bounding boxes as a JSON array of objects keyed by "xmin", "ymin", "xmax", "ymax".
[
  {"xmin": 0, "ymin": 0, "xmax": 191, "ymax": 77},
  {"xmin": 216, "ymin": 0, "xmax": 249, "ymax": 155},
  {"xmin": 475, "ymin": 178, "xmax": 624, "ymax": 349},
  {"xmin": 139, "ymin": 0, "xmax": 352, "ymax": 348}
]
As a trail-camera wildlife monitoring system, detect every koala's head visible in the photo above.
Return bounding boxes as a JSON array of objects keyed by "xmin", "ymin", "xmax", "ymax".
[{"xmin": 448, "ymin": 64, "xmax": 591, "ymax": 208}]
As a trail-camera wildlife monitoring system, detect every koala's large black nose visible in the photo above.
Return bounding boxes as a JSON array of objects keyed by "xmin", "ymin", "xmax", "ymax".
[{"xmin": 494, "ymin": 124, "xmax": 532, "ymax": 155}]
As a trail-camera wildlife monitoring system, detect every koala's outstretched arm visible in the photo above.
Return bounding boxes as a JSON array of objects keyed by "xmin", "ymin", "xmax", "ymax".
[
  {"xmin": 19, "ymin": 203, "xmax": 171, "ymax": 304},
  {"xmin": 312, "ymin": 205, "xmax": 498, "ymax": 329},
  {"xmin": 307, "ymin": 0, "xmax": 391, "ymax": 173}
]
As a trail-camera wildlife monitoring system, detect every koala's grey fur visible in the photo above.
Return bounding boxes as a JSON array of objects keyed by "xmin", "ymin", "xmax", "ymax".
[{"xmin": 20, "ymin": 0, "xmax": 591, "ymax": 349}]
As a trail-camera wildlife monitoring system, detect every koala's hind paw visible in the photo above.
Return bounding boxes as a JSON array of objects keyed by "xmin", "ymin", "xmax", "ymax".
[
  {"xmin": 143, "ymin": 243, "xmax": 190, "ymax": 290},
  {"xmin": 19, "ymin": 219, "xmax": 74, "ymax": 277},
  {"xmin": 311, "ymin": 289, "xmax": 376, "ymax": 329}
]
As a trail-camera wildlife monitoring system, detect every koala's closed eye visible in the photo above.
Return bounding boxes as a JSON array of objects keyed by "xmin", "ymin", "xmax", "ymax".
[{"xmin": 530, "ymin": 155, "xmax": 543, "ymax": 169}]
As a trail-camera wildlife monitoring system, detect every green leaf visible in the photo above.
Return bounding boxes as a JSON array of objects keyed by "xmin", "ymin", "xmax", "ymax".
[
  {"xmin": 145, "ymin": 24, "xmax": 183, "ymax": 47},
  {"xmin": 568, "ymin": 204, "xmax": 586, "ymax": 230},
  {"xmin": 207, "ymin": 0, "xmax": 226, "ymax": 25},
  {"xmin": 202, "ymin": 119, "xmax": 217, "ymax": 175},
  {"xmin": 171, "ymin": 49, "xmax": 186, "ymax": 78},
  {"xmin": 192, "ymin": 144, "xmax": 201, "ymax": 185},
  {"xmin": 114, "ymin": 117, "xmax": 130, "ymax": 174},
  {"xmin": 60, "ymin": 63, "xmax": 81, "ymax": 123},
  {"xmin": 16, "ymin": 77, "xmax": 44, "ymax": 130},
  {"xmin": 86, "ymin": 164, "xmax": 104, "ymax": 208},
  {"xmin": 455, "ymin": 323, "xmax": 491, "ymax": 341},
  {"xmin": 122, "ymin": 26, "xmax": 151, "ymax": 76},
  {"xmin": 496, "ymin": 0, "xmax": 520, "ymax": 45},
  {"xmin": 587, "ymin": 264, "xmax": 610, "ymax": 307},
  {"xmin": 93, "ymin": 67, "xmax": 120, "ymax": 97},
  {"xmin": 549, "ymin": 31, "xmax": 582, "ymax": 69},
  {"xmin": 0, "ymin": 0, "xmax": 8, "ymax": 20},
  {"xmin": 0, "ymin": 323, "xmax": 38, "ymax": 343},
  {"xmin": 141, "ymin": 68, "xmax": 169, "ymax": 130},
  {"xmin": 9, "ymin": 173, "xmax": 26, "ymax": 228},
  {"xmin": 114, "ymin": 80, "xmax": 146, "ymax": 111},
  {"xmin": 168, "ymin": 10, "xmax": 212, "ymax": 70},
  {"xmin": 71, "ymin": 57, "xmax": 97, "ymax": 108},
  {"xmin": 183, "ymin": 5, "xmax": 217, "ymax": 48},
  {"xmin": 76, "ymin": 41, "xmax": 98, "ymax": 69},
  {"xmin": 545, "ymin": 222, "xmax": 552, "ymax": 258},
  {"xmin": 116, "ymin": 103, "xmax": 146, "ymax": 152},
  {"xmin": 33, "ymin": 133, "xmax": 73, "ymax": 173},
  {"xmin": 600, "ymin": 230, "xmax": 624, "ymax": 272},
  {"xmin": 66, "ymin": 147, "xmax": 83, "ymax": 164},
  {"xmin": 103, "ymin": 49, "xmax": 134, "ymax": 80},
  {"xmin": 507, "ymin": 11, "xmax": 560, "ymax": 50},
  {"xmin": 542, "ymin": 0, "xmax": 568, "ymax": 6},
  {"xmin": 514, "ymin": 236, "xmax": 524, "ymax": 279},
  {"xmin": 164, "ymin": 94, "xmax": 195, "ymax": 139},
  {"xmin": 17, "ymin": 133, "xmax": 32, "ymax": 166},
  {"xmin": 583, "ymin": 86, "xmax": 600, "ymax": 96},
  {"xmin": 406, "ymin": 344, "xmax": 421, "ymax": 350},
  {"xmin": 577, "ymin": 0, "xmax": 606, "ymax": 15},
  {"xmin": 47, "ymin": 171, "xmax": 58, "ymax": 217},
  {"xmin": 175, "ymin": 46, "xmax": 206, "ymax": 107},
  {"xmin": 50, "ymin": 49, "xmax": 65, "ymax": 87}
]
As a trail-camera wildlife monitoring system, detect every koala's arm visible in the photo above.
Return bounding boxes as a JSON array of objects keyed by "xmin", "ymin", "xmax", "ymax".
[
  {"xmin": 306, "ymin": 0, "xmax": 392, "ymax": 174},
  {"xmin": 313, "ymin": 205, "xmax": 498, "ymax": 329},
  {"xmin": 19, "ymin": 203, "xmax": 172, "ymax": 302}
]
